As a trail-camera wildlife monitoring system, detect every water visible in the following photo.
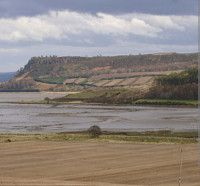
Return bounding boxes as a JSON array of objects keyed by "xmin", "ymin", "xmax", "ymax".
[
  {"xmin": 0, "ymin": 92, "xmax": 67, "ymax": 102},
  {"xmin": 0, "ymin": 93, "xmax": 198, "ymax": 133}
]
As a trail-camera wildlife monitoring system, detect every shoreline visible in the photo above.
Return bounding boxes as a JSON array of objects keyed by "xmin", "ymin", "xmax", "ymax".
[
  {"xmin": 0, "ymin": 91, "xmax": 77, "ymax": 94},
  {"xmin": 0, "ymin": 92, "xmax": 197, "ymax": 107},
  {"xmin": 0, "ymin": 131, "xmax": 198, "ymax": 144},
  {"xmin": 0, "ymin": 100, "xmax": 197, "ymax": 108}
]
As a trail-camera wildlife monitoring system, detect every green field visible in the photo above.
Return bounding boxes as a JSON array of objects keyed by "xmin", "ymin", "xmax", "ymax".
[{"xmin": 34, "ymin": 77, "xmax": 66, "ymax": 84}]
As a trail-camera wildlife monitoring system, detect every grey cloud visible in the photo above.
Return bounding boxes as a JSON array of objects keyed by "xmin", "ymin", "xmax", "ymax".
[
  {"xmin": 0, "ymin": 0, "xmax": 198, "ymax": 18},
  {"xmin": 1, "ymin": 10, "xmax": 196, "ymax": 43},
  {"xmin": 0, "ymin": 0, "xmax": 198, "ymax": 72}
]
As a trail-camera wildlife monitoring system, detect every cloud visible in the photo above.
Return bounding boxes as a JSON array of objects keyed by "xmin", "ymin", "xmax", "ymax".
[
  {"xmin": 94, "ymin": 13, "xmax": 161, "ymax": 37},
  {"xmin": 0, "ymin": 9, "xmax": 197, "ymax": 72},
  {"xmin": 0, "ymin": 10, "xmax": 197, "ymax": 43},
  {"xmin": 0, "ymin": 16, "xmax": 61, "ymax": 41},
  {"xmin": 119, "ymin": 13, "xmax": 197, "ymax": 31},
  {"xmin": 0, "ymin": 0, "xmax": 197, "ymax": 18}
]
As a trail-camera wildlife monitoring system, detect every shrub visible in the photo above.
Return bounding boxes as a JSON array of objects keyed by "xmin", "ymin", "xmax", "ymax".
[
  {"xmin": 5, "ymin": 139, "xmax": 11, "ymax": 142},
  {"xmin": 44, "ymin": 97, "xmax": 50, "ymax": 103},
  {"xmin": 88, "ymin": 125, "xmax": 102, "ymax": 138}
]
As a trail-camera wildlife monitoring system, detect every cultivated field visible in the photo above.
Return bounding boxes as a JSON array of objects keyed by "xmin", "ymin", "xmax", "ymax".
[
  {"xmin": 102, "ymin": 79, "xmax": 124, "ymax": 86},
  {"xmin": 60, "ymin": 71, "xmax": 179, "ymax": 87},
  {"xmin": 75, "ymin": 78, "xmax": 87, "ymax": 84},
  {"xmin": 134, "ymin": 76, "xmax": 153, "ymax": 85},
  {"xmin": 0, "ymin": 141, "xmax": 199, "ymax": 186},
  {"xmin": 90, "ymin": 71, "xmax": 178, "ymax": 81},
  {"xmin": 35, "ymin": 81, "xmax": 57, "ymax": 90},
  {"xmin": 117, "ymin": 78, "xmax": 138, "ymax": 86},
  {"xmin": 63, "ymin": 78, "xmax": 76, "ymax": 84},
  {"xmin": 94, "ymin": 80, "xmax": 110, "ymax": 86}
]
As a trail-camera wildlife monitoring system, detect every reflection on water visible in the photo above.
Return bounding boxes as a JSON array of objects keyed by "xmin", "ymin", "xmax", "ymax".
[{"xmin": 0, "ymin": 93, "xmax": 198, "ymax": 133}]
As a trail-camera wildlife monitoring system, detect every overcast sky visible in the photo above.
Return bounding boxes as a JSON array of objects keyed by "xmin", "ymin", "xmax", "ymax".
[{"xmin": 0, "ymin": 0, "xmax": 198, "ymax": 72}]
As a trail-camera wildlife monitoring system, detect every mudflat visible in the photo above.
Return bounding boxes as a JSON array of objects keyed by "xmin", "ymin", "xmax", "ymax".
[{"xmin": 0, "ymin": 141, "xmax": 199, "ymax": 186}]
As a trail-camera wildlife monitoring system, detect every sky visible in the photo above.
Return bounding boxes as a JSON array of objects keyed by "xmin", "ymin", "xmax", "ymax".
[{"xmin": 0, "ymin": 0, "xmax": 198, "ymax": 72}]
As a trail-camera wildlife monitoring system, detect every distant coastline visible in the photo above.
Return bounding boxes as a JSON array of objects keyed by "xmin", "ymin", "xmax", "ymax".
[{"xmin": 0, "ymin": 72, "xmax": 15, "ymax": 82}]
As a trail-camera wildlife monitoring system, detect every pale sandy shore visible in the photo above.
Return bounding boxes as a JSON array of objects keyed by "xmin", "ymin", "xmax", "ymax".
[{"xmin": 0, "ymin": 141, "xmax": 199, "ymax": 186}]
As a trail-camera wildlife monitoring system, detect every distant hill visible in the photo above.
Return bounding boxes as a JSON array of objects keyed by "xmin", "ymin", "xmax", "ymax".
[
  {"xmin": 0, "ymin": 53, "xmax": 198, "ymax": 91},
  {"xmin": 0, "ymin": 72, "xmax": 15, "ymax": 82}
]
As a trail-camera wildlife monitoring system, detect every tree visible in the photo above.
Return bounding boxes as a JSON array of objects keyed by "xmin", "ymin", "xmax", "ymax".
[
  {"xmin": 44, "ymin": 97, "xmax": 50, "ymax": 103},
  {"xmin": 88, "ymin": 125, "xmax": 102, "ymax": 138}
]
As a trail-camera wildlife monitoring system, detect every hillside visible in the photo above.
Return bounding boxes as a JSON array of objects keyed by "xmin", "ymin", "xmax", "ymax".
[
  {"xmin": 0, "ymin": 53, "xmax": 197, "ymax": 91},
  {"xmin": 146, "ymin": 66, "xmax": 198, "ymax": 100},
  {"xmin": 50, "ymin": 67, "xmax": 198, "ymax": 106}
]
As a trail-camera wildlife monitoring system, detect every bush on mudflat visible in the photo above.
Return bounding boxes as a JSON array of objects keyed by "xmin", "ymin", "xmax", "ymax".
[{"xmin": 88, "ymin": 125, "xmax": 102, "ymax": 138}]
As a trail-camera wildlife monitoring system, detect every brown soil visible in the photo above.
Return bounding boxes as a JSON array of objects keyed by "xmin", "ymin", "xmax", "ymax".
[
  {"xmin": 118, "ymin": 78, "xmax": 138, "ymax": 86},
  {"xmin": 14, "ymin": 72, "xmax": 29, "ymax": 81},
  {"xmin": 91, "ymin": 71, "xmax": 180, "ymax": 81},
  {"xmin": 35, "ymin": 82, "xmax": 57, "ymax": 90},
  {"xmin": 103, "ymin": 79, "xmax": 125, "ymax": 86},
  {"xmin": 92, "ymin": 66, "xmax": 111, "ymax": 72},
  {"xmin": 0, "ymin": 141, "xmax": 199, "ymax": 186},
  {"xmin": 63, "ymin": 78, "xmax": 76, "ymax": 84},
  {"xmin": 75, "ymin": 78, "xmax": 87, "ymax": 84},
  {"xmin": 134, "ymin": 76, "xmax": 153, "ymax": 84},
  {"xmin": 94, "ymin": 80, "xmax": 110, "ymax": 86}
]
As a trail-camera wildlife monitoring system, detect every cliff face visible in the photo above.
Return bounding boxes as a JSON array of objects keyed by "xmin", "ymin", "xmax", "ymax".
[{"xmin": 1, "ymin": 53, "xmax": 198, "ymax": 91}]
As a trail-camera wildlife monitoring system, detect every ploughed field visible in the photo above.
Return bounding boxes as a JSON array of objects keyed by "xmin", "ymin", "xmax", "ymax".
[
  {"xmin": 36, "ymin": 71, "xmax": 177, "ymax": 88},
  {"xmin": 0, "ymin": 141, "xmax": 199, "ymax": 186}
]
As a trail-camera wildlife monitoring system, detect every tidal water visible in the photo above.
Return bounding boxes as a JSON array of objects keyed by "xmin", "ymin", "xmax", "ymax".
[{"xmin": 0, "ymin": 93, "xmax": 198, "ymax": 133}]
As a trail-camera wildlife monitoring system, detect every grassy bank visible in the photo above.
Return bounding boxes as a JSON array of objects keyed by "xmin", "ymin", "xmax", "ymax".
[
  {"xmin": 135, "ymin": 99, "xmax": 198, "ymax": 106},
  {"xmin": 0, "ymin": 131, "xmax": 198, "ymax": 144},
  {"xmin": 52, "ymin": 88, "xmax": 198, "ymax": 107},
  {"xmin": 8, "ymin": 99, "xmax": 198, "ymax": 107},
  {"xmin": 1, "ymin": 87, "xmax": 197, "ymax": 107}
]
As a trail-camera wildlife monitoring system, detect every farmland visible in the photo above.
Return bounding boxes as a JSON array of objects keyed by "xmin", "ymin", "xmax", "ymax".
[
  {"xmin": 35, "ymin": 71, "xmax": 177, "ymax": 89},
  {"xmin": 0, "ymin": 53, "xmax": 197, "ymax": 91},
  {"xmin": 0, "ymin": 139, "xmax": 199, "ymax": 186}
]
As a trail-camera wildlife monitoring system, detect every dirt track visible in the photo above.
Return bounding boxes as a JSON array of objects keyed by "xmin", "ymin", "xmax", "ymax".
[{"xmin": 0, "ymin": 141, "xmax": 199, "ymax": 186}]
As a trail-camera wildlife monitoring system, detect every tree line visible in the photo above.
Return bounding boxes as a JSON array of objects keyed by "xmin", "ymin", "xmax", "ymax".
[{"xmin": 146, "ymin": 66, "xmax": 198, "ymax": 100}]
